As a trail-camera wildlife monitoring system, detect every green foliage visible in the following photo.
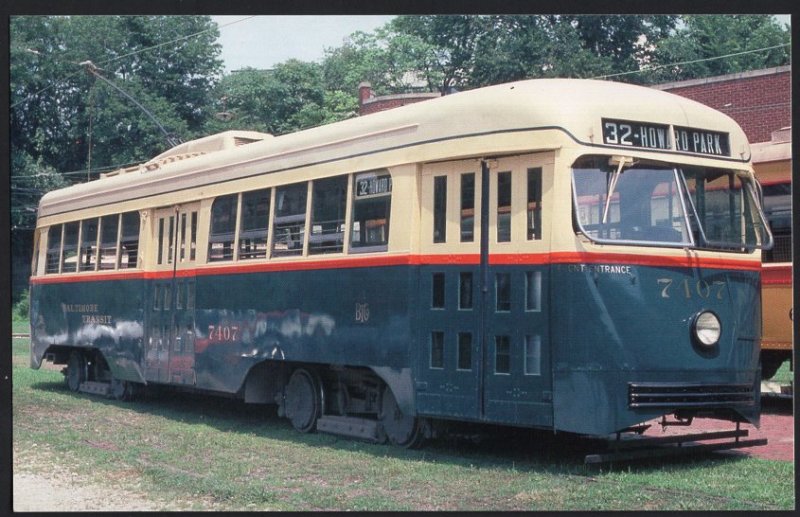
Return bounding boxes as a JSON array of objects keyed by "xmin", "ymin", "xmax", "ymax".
[
  {"xmin": 207, "ymin": 60, "xmax": 359, "ymax": 136},
  {"xmin": 390, "ymin": 15, "xmax": 492, "ymax": 93},
  {"xmin": 646, "ymin": 15, "xmax": 791, "ymax": 83},
  {"xmin": 11, "ymin": 150, "xmax": 69, "ymax": 231},
  {"xmin": 11, "ymin": 15, "xmax": 222, "ymax": 176},
  {"xmin": 12, "ymin": 289, "xmax": 30, "ymax": 321},
  {"xmin": 388, "ymin": 15, "xmax": 680, "ymax": 91}
]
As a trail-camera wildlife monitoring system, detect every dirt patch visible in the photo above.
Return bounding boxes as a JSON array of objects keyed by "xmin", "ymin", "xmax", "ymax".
[{"xmin": 13, "ymin": 445, "xmax": 221, "ymax": 512}]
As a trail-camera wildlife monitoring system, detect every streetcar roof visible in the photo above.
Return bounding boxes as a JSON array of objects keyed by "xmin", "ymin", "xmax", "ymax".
[{"xmin": 37, "ymin": 78, "xmax": 751, "ymax": 218}]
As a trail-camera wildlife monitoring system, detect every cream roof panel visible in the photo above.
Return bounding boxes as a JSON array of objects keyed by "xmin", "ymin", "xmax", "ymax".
[{"xmin": 39, "ymin": 78, "xmax": 751, "ymax": 218}]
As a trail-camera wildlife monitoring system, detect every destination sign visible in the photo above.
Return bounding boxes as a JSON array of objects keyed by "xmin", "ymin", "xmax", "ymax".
[
  {"xmin": 601, "ymin": 118, "xmax": 731, "ymax": 157},
  {"xmin": 355, "ymin": 173, "xmax": 392, "ymax": 197},
  {"xmin": 602, "ymin": 119, "xmax": 672, "ymax": 151},
  {"xmin": 673, "ymin": 125, "xmax": 730, "ymax": 157}
]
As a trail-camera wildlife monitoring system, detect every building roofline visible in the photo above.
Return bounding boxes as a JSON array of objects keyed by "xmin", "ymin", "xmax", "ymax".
[
  {"xmin": 652, "ymin": 65, "xmax": 791, "ymax": 91},
  {"xmin": 362, "ymin": 92, "xmax": 441, "ymax": 105}
]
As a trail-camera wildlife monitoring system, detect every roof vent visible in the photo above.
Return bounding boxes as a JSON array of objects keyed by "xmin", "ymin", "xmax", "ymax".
[{"xmin": 100, "ymin": 130, "xmax": 273, "ymax": 178}]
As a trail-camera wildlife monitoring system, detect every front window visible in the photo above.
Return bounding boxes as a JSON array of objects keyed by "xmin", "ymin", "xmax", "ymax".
[
  {"xmin": 572, "ymin": 156, "xmax": 771, "ymax": 251},
  {"xmin": 681, "ymin": 166, "xmax": 771, "ymax": 250}
]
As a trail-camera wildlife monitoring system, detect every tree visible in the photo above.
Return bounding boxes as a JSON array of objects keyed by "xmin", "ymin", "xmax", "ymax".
[
  {"xmin": 469, "ymin": 15, "xmax": 615, "ymax": 87},
  {"xmin": 388, "ymin": 15, "xmax": 679, "ymax": 91},
  {"xmin": 561, "ymin": 15, "xmax": 677, "ymax": 82},
  {"xmin": 206, "ymin": 59, "xmax": 359, "ymax": 137},
  {"xmin": 322, "ymin": 28, "xmax": 440, "ymax": 95},
  {"xmin": 645, "ymin": 15, "xmax": 790, "ymax": 83},
  {"xmin": 390, "ymin": 15, "xmax": 492, "ymax": 93},
  {"xmin": 11, "ymin": 15, "xmax": 223, "ymax": 176}
]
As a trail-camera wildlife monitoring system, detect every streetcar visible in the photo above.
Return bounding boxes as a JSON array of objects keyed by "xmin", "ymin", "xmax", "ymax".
[
  {"xmin": 752, "ymin": 133, "xmax": 792, "ymax": 381},
  {"xmin": 29, "ymin": 78, "xmax": 773, "ymax": 457}
]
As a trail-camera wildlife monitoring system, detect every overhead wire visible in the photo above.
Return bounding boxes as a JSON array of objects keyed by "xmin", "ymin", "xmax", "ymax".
[{"xmin": 592, "ymin": 42, "xmax": 791, "ymax": 80}]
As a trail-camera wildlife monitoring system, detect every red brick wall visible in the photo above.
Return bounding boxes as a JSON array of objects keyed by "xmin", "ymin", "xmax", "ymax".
[
  {"xmin": 658, "ymin": 68, "xmax": 790, "ymax": 144},
  {"xmin": 360, "ymin": 97, "xmax": 430, "ymax": 116}
]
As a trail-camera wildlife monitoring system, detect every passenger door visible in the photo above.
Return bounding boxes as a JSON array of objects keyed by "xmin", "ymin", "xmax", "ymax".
[
  {"xmin": 415, "ymin": 154, "xmax": 553, "ymax": 427},
  {"xmin": 145, "ymin": 204, "xmax": 199, "ymax": 385},
  {"xmin": 482, "ymin": 155, "xmax": 553, "ymax": 427},
  {"xmin": 416, "ymin": 159, "xmax": 483, "ymax": 420}
]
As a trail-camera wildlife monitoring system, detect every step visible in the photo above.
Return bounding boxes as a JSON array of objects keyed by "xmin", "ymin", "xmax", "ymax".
[
  {"xmin": 317, "ymin": 415, "xmax": 384, "ymax": 442},
  {"xmin": 79, "ymin": 381, "xmax": 110, "ymax": 397}
]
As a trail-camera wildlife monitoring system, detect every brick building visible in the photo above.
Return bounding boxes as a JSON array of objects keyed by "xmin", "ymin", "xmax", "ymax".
[
  {"xmin": 653, "ymin": 65, "xmax": 791, "ymax": 146},
  {"xmin": 358, "ymin": 82, "xmax": 441, "ymax": 116}
]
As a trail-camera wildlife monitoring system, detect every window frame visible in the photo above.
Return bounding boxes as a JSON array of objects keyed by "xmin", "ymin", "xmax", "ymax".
[{"xmin": 350, "ymin": 170, "xmax": 392, "ymax": 253}]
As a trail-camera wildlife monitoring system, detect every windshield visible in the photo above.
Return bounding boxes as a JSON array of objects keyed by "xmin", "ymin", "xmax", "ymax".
[{"xmin": 571, "ymin": 156, "xmax": 772, "ymax": 251}]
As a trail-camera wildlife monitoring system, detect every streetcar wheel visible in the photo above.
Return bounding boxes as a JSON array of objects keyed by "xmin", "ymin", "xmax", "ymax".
[
  {"xmin": 379, "ymin": 386, "xmax": 426, "ymax": 448},
  {"xmin": 66, "ymin": 352, "xmax": 85, "ymax": 392},
  {"xmin": 284, "ymin": 369, "xmax": 321, "ymax": 433}
]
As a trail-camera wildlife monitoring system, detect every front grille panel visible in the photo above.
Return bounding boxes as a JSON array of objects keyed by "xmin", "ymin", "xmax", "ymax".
[{"xmin": 628, "ymin": 383, "xmax": 754, "ymax": 409}]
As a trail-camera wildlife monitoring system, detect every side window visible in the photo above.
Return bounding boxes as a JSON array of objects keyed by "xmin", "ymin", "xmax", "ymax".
[
  {"xmin": 45, "ymin": 224, "xmax": 63, "ymax": 274},
  {"xmin": 430, "ymin": 331, "xmax": 444, "ymax": 369},
  {"xmin": 351, "ymin": 171, "xmax": 392, "ymax": 251},
  {"xmin": 433, "ymin": 175, "xmax": 447, "ymax": 243},
  {"xmin": 527, "ymin": 167, "xmax": 542, "ymax": 240},
  {"xmin": 79, "ymin": 218, "xmax": 99, "ymax": 272},
  {"xmin": 189, "ymin": 212, "xmax": 197, "ymax": 261},
  {"xmin": 239, "ymin": 188, "xmax": 270, "ymax": 260},
  {"xmin": 60, "ymin": 222, "xmax": 79, "ymax": 273},
  {"xmin": 497, "ymin": 171, "xmax": 512, "ymax": 242},
  {"xmin": 310, "ymin": 176, "xmax": 347, "ymax": 255},
  {"xmin": 460, "ymin": 172, "xmax": 475, "ymax": 242},
  {"xmin": 99, "ymin": 215, "xmax": 119, "ymax": 270},
  {"xmin": 119, "ymin": 211, "xmax": 140, "ymax": 269},
  {"xmin": 32, "ymin": 230, "xmax": 41, "ymax": 277},
  {"xmin": 209, "ymin": 194, "xmax": 237, "ymax": 262},
  {"xmin": 272, "ymin": 182, "xmax": 308, "ymax": 257},
  {"xmin": 179, "ymin": 213, "xmax": 187, "ymax": 262},
  {"xmin": 495, "ymin": 336, "xmax": 511, "ymax": 374}
]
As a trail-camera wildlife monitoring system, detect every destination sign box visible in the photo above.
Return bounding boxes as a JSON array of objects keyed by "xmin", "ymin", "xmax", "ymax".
[
  {"xmin": 602, "ymin": 118, "xmax": 731, "ymax": 157},
  {"xmin": 355, "ymin": 173, "xmax": 392, "ymax": 197}
]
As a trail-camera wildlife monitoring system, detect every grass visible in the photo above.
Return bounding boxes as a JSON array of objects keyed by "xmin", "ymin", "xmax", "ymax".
[
  {"xmin": 11, "ymin": 319, "xmax": 29, "ymax": 334},
  {"xmin": 772, "ymin": 360, "xmax": 793, "ymax": 385},
  {"xmin": 12, "ymin": 329, "xmax": 795, "ymax": 511}
]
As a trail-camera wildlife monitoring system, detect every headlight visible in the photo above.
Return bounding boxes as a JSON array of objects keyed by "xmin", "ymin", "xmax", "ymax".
[{"xmin": 693, "ymin": 311, "xmax": 721, "ymax": 347}]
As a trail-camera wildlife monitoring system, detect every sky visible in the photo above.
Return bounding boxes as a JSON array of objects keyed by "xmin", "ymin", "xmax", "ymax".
[{"xmin": 211, "ymin": 15, "xmax": 396, "ymax": 73}]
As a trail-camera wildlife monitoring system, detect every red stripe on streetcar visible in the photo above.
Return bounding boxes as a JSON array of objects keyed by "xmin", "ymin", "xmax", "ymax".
[
  {"xmin": 762, "ymin": 264, "xmax": 792, "ymax": 285},
  {"xmin": 30, "ymin": 251, "xmax": 761, "ymax": 285}
]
